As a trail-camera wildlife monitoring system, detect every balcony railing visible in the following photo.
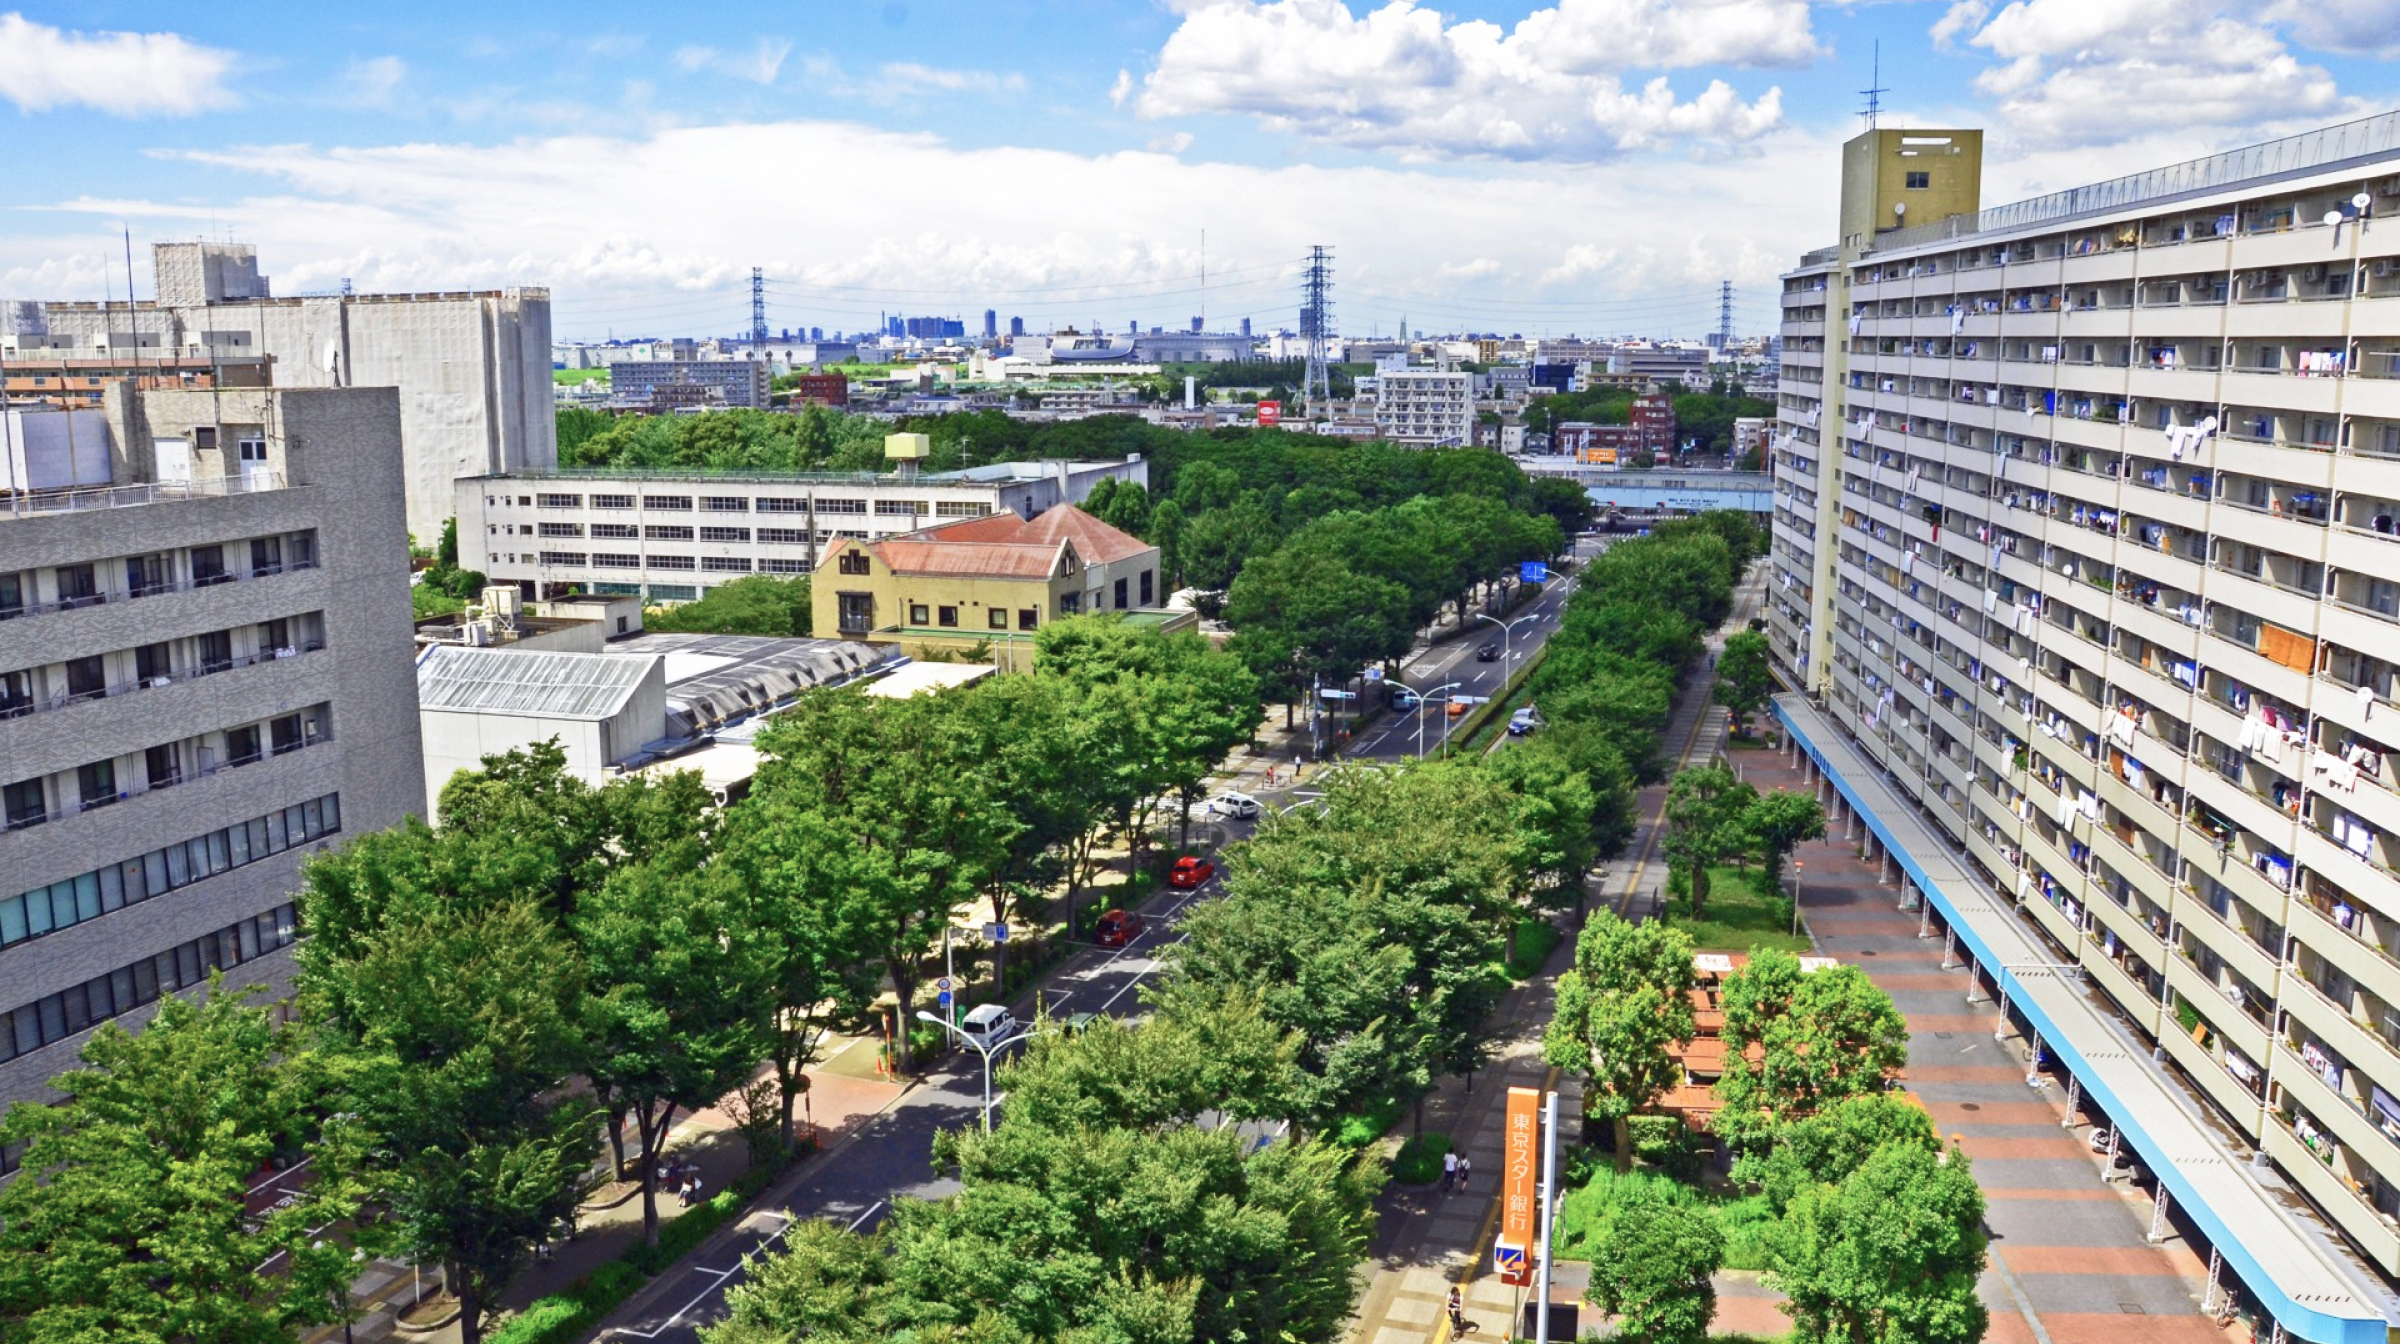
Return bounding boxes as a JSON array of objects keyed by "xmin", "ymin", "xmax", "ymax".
[
  {"xmin": 0, "ymin": 471, "xmax": 287, "ymax": 520},
  {"xmin": 0, "ymin": 557, "xmax": 315, "ymax": 621},
  {"xmin": 0, "ymin": 640, "xmax": 326, "ymax": 723}
]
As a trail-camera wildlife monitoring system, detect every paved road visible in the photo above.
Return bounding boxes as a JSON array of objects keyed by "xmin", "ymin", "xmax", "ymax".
[
  {"xmin": 1342, "ymin": 537, "xmax": 1606, "ymax": 764},
  {"xmin": 594, "ymin": 835, "xmax": 1251, "ymax": 1342}
]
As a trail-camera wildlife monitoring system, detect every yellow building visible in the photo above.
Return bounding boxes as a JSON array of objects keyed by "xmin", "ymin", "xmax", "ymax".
[{"xmin": 813, "ymin": 504, "xmax": 1188, "ymax": 668}]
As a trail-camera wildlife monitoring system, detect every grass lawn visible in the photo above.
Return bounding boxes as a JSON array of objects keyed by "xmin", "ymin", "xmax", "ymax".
[
  {"xmin": 1506, "ymin": 917, "xmax": 1563, "ymax": 981},
  {"xmin": 553, "ymin": 367, "xmax": 608, "ymax": 385},
  {"xmin": 1552, "ymin": 1164, "xmax": 1777, "ymax": 1271},
  {"xmin": 1334, "ymin": 1094, "xmax": 1406, "ymax": 1148},
  {"xmin": 1663, "ymin": 864, "xmax": 1811, "ymax": 955}
]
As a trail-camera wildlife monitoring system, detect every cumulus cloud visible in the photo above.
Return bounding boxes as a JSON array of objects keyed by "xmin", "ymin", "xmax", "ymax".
[
  {"xmin": 1940, "ymin": 0, "xmax": 2353, "ymax": 148},
  {"xmin": 0, "ymin": 12, "xmax": 237, "ymax": 116},
  {"xmin": 1128, "ymin": 0, "xmax": 1812, "ymax": 161},
  {"xmin": 673, "ymin": 38, "xmax": 793, "ymax": 85},
  {"xmin": 5, "ymin": 119, "xmax": 1839, "ymax": 337},
  {"xmin": 2265, "ymin": 0, "xmax": 2400, "ymax": 58},
  {"xmin": 344, "ymin": 56, "xmax": 406, "ymax": 109},
  {"xmin": 880, "ymin": 62, "xmax": 1026, "ymax": 95}
]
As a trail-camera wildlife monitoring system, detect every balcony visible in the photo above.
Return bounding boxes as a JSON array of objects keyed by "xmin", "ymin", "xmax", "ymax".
[
  {"xmin": 0, "ymin": 471, "xmax": 288, "ymax": 523},
  {"xmin": 2263, "ymin": 1115, "xmax": 2400, "ymax": 1277},
  {"xmin": 0, "ymin": 641, "xmax": 326, "ymax": 725}
]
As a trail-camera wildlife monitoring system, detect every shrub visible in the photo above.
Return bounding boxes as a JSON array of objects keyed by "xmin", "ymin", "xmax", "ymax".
[
  {"xmin": 483, "ymin": 1297, "xmax": 585, "ymax": 1344},
  {"xmin": 1392, "ymin": 1133, "xmax": 1453, "ymax": 1185}
]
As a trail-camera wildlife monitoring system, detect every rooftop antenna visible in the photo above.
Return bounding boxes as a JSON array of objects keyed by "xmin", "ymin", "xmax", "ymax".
[{"xmin": 1860, "ymin": 40, "xmax": 1888, "ymax": 131}]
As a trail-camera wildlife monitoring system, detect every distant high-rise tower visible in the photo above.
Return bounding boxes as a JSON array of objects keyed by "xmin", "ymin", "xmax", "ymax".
[
  {"xmin": 1301, "ymin": 244, "xmax": 1335, "ymax": 408},
  {"xmin": 1129, "ymin": 319, "xmax": 1139, "ymax": 335},
  {"xmin": 1718, "ymin": 279, "xmax": 1734, "ymax": 351},
  {"xmin": 751, "ymin": 268, "xmax": 768, "ymax": 346},
  {"xmin": 1240, "ymin": 316, "xmax": 1251, "ymax": 338},
  {"xmin": 983, "ymin": 308, "xmax": 997, "ymax": 339},
  {"xmin": 1009, "ymin": 315, "xmax": 1025, "ymax": 337},
  {"xmin": 1192, "ymin": 315, "xmax": 1204, "ymax": 333}
]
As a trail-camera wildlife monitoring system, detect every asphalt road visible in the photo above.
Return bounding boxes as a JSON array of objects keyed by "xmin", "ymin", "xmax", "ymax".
[{"xmin": 597, "ymin": 834, "xmax": 1250, "ymax": 1343}]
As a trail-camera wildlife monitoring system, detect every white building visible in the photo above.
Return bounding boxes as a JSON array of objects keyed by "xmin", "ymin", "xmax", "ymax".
[
  {"xmin": 1773, "ymin": 111, "xmax": 2400, "ymax": 1339},
  {"xmin": 1373, "ymin": 369, "xmax": 1473, "ymax": 445}
]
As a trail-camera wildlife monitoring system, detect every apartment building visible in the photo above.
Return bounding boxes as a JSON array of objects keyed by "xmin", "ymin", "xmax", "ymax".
[
  {"xmin": 1373, "ymin": 369, "xmax": 1473, "ymax": 445},
  {"xmin": 456, "ymin": 455, "xmax": 1148, "ymax": 604},
  {"xmin": 6, "ymin": 241, "xmax": 555, "ymax": 544},
  {"xmin": 1773, "ymin": 112, "xmax": 2400, "ymax": 1340},
  {"xmin": 609, "ymin": 358, "xmax": 772, "ymax": 411},
  {"xmin": 0, "ymin": 383, "xmax": 423, "ymax": 1121}
]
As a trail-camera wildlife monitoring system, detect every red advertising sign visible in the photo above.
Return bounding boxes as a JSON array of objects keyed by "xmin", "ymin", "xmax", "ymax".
[
  {"xmin": 1256, "ymin": 399, "xmax": 1282, "ymax": 427},
  {"xmin": 1499, "ymin": 1085, "xmax": 1540, "ymax": 1285}
]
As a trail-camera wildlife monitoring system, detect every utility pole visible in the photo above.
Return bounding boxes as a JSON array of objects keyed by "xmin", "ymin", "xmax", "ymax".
[
  {"xmin": 1718, "ymin": 280, "xmax": 1734, "ymax": 352},
  {"xmin": 750, "ymin": 267, "xmax": 768, "ymax": 347},
  {"xmin": 1301, "ymin": 245, "xmax": 1334, "ymax": 410}
]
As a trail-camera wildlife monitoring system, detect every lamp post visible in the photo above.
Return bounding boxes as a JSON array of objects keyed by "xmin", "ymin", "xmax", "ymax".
[
  {"xmin": 1475, "ymin": 611, "xmax": 1541, "ymax": 668},
  {"xmin": 1790, "ymin": 860, "xmax": 1806, "ymax": 938},
  {"xmin": 1386, "ymin": 679, "xmax": 1462, "ymax": 759},
  {"xmin": 916, "ymin": 1011, "xmax": 1025, "ymax": 1133}
]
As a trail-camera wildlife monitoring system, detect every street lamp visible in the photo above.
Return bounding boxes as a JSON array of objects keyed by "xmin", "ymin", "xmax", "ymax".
[
  {"xmin": 916, "ymin": 1011, "xmax": 1027, "ymax": 1133},
  {"xmin": 1789, "ymin": 860, "xmax": 1806, "ymax": 938},
  {"xmin": 1475, "ymin": 611, "xmax": 1542, "ymax": 667},
  {"xmin": 1385, "ymin": 679, "xmax": 1463, "ymax": 759}
]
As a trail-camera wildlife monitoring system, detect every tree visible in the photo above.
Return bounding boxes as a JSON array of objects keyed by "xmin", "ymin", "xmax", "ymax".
[
  {"xmin": 0, "ymin": 985, "xmax": 373, "ymax": 1344},
  {"xmin": 1714, "ymin": 629, "xmax": 1774, "ymax": 730},
  {"xmin": 1661, "ymin": 764, "xmax": 1757, "ymax": 918},
  {"xmin": 1543, "ymin": 911, "xmax": 1698, "ymax": 1170},
  {"xmin": 1586, "ymin": 1183, "xmax": 1724, "ymax": 1344},
  {"xmin": 304, "ymin": 898, "xmax": 597, "ymax": 1344},
  {"xmin": 577, "ymin": 859, "xmax": 773, "ymax": 1245},
  {"xmin": 1223, "ymin": 544, "xmax": 1413, "ymax": 717},
  {"xmin": 1740, "ymin": 1094, "xmax": 1941, "ymax": 1215},
  {"xmin": 1745, "ymin": 790, "xmax": 1827, "ymax": 895},
  {"xmin": 1148, "ymin": 497, "xmax": 1188, "ymax": 588},
  {"xmin": 1714, "ymin": 952, "xmax": 1910, "ymax": 1153},
  {"xmin": 1001, "ymin": 990, "xmax": 1303, "ymax": 1132},
  {"xmin": 644, "ymin": 574, "xmax": 812, "ymax": 636},
  {"xmin": 1770, "ymin": 1139, "xmax": 1988, "ymax": 1344},
  {"xmin": 1081, "ymin": 476, "xmax": 1152, "ymax": 536}
]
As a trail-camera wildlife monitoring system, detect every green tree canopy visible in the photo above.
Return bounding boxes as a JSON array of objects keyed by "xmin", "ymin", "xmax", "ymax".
[
  {"xmin": 1543, "ymin": 910, "xmax": 1698, "ymax": 1170},
  {"xmin": 1769, "ymin": 1139, "xmax": 1988, "ymax": 1344},
  {"xmin": 1713, "ymin": 628, "xmax": 1775, "ymax": 726},
  {"xmin": 1714, "ymin": 952, "xmax": 1910, "ymax": 1152},
  {"xmin": 1745, "ymin": 789, "xmax": 1828, "ymax": 894},
  {"xmin": 1585, "ymin": 1182, "xmax": 1725, "ymax": 1344},
  {"xmin": 1740, "ymin": 1094, "xmax": 1942, "ymax": 1216},
  {"xmin": 643, "ymin": 574, "xmax": 812, "ymax": 636},
  {"xmin": 1661, "ymin": 764, "xmax": 1758, "ymax": 917}
]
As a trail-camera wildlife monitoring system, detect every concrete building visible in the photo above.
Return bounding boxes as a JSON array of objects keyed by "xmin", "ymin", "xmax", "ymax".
[
  {"xmin": 7, "ymin": 242, "xmax": 554, "ymax": 546},
  {"xmin": 1772, "ymin": 110, "xmax": 2400, "ymax": 1339},
  {"xmin": 1129, "ymin": 331, "xmax": 1258, "ymax": 364},
  {"xmin": 0, "ymin": 381, "xmax": 423, "ymax": 1119},
  {"xmin": 815, "ymin": 505, "xmax": 1182, "ymax": 669},
  {"xmin": 1373, "ymin": 369, "xmax": 1473, "ymax": 445},
  {"xmin": 456, "ymin": 455, "xmax": 1148, "ymax": 604},
  {"xmin": 610, "ymin": 359, "xmax": 771, "ymax": 411}
]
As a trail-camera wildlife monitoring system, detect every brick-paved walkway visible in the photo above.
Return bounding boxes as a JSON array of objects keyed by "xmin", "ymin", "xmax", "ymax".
[{"xmin": 1735, "ymin": 743, "xmax": 2236, "ymax": 1344}]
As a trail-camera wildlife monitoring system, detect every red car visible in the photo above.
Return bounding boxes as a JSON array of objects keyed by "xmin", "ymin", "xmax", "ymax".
[
  {"xmin": 1168, "ymin": 855, "xmax": 1217, "ymax": 889},
  {"xmin": 1094, "ymin": 908, "xmax": 1145, "ymax": 947}
]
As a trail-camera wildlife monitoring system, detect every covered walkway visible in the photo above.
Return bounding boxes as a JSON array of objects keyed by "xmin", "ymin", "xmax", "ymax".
[{"xmin": 1776, "ymin": 693, "xmax": 2399, "ymax": 1344}]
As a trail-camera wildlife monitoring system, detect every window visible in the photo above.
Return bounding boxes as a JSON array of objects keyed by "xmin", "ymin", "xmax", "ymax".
[
  {"xmin": 1114, "ymin": 577, "xmax": 1128, "ymax": 609},
  {"xmin": 289, "ymin": 532, "xmax": 317, "ymax": 569},
  {"xmin": 196, "ymin": 631, "xmax": 232, "ymax": 674},
  {"xmin": 270, "ymin": 714, "xmax": 304, "ymax": 755},
  {"xmin": 127, "ymin": 554, "xmax": 173, "ymax": 597},
  {"xmin": 838, "ymin": 593, "xmax": 875, "ymax": 634},
  {"xmin": 592, "ymin": 523, "xmax": 639, "ymax": 540},
  {"xmin": 590, "ymin": 553, "xmax": 639, "ymax": 569},
  {"xmin": 762, "ymin": 557, "xmax": 810, "ymax": 574},
  {"xmin": 700, "ymin": 496, "xmax": 749, "ymax": 512},
  {"xmin": 700, "ymin": 527, "xmax": 751, "ymax": 542},
  {"xmin": 136, "ymin": 643, "xmax": 171, "ymax": 684},
  {"xmin": 0, "ymin": 573, "xmax": 20, "ymax": 619},
  {"xmin": 703, "ymin": 557, "xmax": 752, "ymax": 573},
  {"xmin": 1140, "ymin": 568, "xmax": 1154, "ymax": 605},
  {"xmin": 64, "ymin": 655, "xmax": 106, "ymax": 701},
  {"xmin": 237, "ymin": 435, "xmax": 267, "ymax": 464},
  {"xmin": 55, "ymin": 564, "xmax": 99, "ymax": 608},
  {"xmin": 645, "ymin": 525, "xmax": 694, "ymax": 541},
  {"xmin": 76, "ymin": 760, "xmax": 116, "ymax": 810},
  {"xmin": 838, "ymin": 550, "xmax": 872, "ymax": 576},
  {"xmin": 643, "ymin": 495, "xmax": 693, "ymax": 511},
  {"xmin": 250, "ymin": 536, "xmax": 283, "ymax": 576},
  {"xmin": 936, "ymin": 501, "xmax": 988, "ymax": 518},
  {"xmin": 4, "ymin": 780, "xmax": 46, "ymax": 830},
  {"xmin": 646, "ymin": 585, "xmax": 697, "ymax": 602},
  {"xmin": 145, "ymin": 744, "xmax": 179, "ymax": 790},
  {"xmin": 538, "ymin": 522, "xmax": 585, "ymax": 538},
  {"xmin": 758, "ymin": 497, "xmax": 807, "ymax": 513},
  {"xmin": 592, "ymin": 493, "xmax": 635, "ymax": 509},
  {"xmin": 538, "ymin": 493, "xmax": 583, "ymax": 508},
  {"xmin": 910, "ymin": 603, "xmax": 931, "ymax": 625},
  {"xmin": 1061, "ymin": 593, "xmax": 1081, "ymax": 614},
  {"xmin": 226, "ymin": 724, "xmax": 263, "ymax": 767},
  {"xmin": 759, "ymin": 528, "xmax": 808, "ymax": 544},
  {"xmin": 816, "ymin": 498, "xmax": 868, "ymax": 515},
  {"xmin": 194, "ymin": 426, "xmax": 219, "ymax": 450},
  {"xmin": 191, "ymin": 545, "xmax": 229, "ymax": 586},
  {"xmin": 1906, "ymin": 171, "xmax": 1930, "ymax": 189},
  {"xmin": 1019, "ymin": 608, "xmax": 1038, "ymax": 631},
  {"xmin": 938, "ymin": 606, "xmax": 959, "ymax": 628},
  {"xmin": 875, "ymin": 500, "xmax": 925, "ymax": 516},
  {"xmin": 649, "ymin": 555, "xmax": 697, "ymax": 571},
  {"xmin": 540, "ymin": 551, "xmax": 590, "ymax": 566},
  {"xmin": 0, "ymin": 899, "xmax": 302, "ymax": 1064},
  {"xmin": 0, "ymin": 671, "xmax": 32, "ymax": 719},
  {"xmin": 987, "ymin": 607, "xmax": 1009, "ymax": 630}
]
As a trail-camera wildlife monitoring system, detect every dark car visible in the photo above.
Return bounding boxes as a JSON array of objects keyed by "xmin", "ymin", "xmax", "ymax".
[
  {"xmin": 1094, "ymin": 908, "xmax": 1145, "ymax": 947},
  {"xmin": 1475, "ymin": 641, "xmax": 1502, "ymax": 662},
  {"xmin": 1168, "ymin": 855, "xmax": 1217, "ymax": 888}
]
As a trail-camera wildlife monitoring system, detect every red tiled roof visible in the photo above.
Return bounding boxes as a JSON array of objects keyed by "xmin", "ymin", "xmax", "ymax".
[
  {"xmin": 871, "ymin": 539, "xmax": 1069, "ymax": 579},
  {"xmin": 891, "ymin": 505, "xmax": 1151, "ymax": 565}
]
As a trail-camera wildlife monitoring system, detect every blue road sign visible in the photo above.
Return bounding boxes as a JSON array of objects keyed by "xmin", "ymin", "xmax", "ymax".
[
  {"xmin": 1317, "ymin": 688, "xmax": 1357, "ymax": 701},
  {"xmin": 1493, "ymin": 1242, "xmax": 1527, "ymax": 1280},
  {"xmin": 1520, "ymin": 560, "xmax": 1548, "ymax": 583},
  {"xmin": 938, "ymin": 990, "xmax": 953, "ymax": 1011}
]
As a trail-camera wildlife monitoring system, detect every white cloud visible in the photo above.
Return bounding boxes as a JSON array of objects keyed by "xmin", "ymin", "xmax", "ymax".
[
  {"xmin": 1928, "ymin": 0, "xmax": 1988, "ymax": 51},
  {"xmin": 345, "ymin": 56, "xmax": 406, "ymax": 109},
  {"xmin": 0, "ymin": 12, "xmax": 237, "ymax": 117},
  {"xmin": 1128, "ymin": 0, "xmax": 1812, "ymax": 161},
  {"xmin": 8, "ymin": 119, "xmax": 1840, "ymax": 339},
  {"xmin": 880, "ymin": 62, "xmax": 1026, "ymax": 95},
  {"xmin": 1148, "ymin": 130, "xmax": 1196, "ymax": 153},
  {"xmin": 1942, "ymin": 0, "xmax": 2353, "ymax": 148},
  {"xmin": 673, "ymin": 38, "xmax": 793, "ymax": 85},
  {"xmin": 2265, "ymin": 0, "xmax": 2400, "ymax": 58}
]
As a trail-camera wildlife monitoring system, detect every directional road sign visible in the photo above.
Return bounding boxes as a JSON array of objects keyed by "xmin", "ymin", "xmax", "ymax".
[
  {"xmin": 1493, "ymin": 1242, "xmax": 1529, "ymax": 1284},
  {"xmin": 986, "ymin": 922, "xmax": 1008, "ymax": 944},
  {"xmin": 1317, "ymin": 688, "xmax": 1357, "ymax": 701}
]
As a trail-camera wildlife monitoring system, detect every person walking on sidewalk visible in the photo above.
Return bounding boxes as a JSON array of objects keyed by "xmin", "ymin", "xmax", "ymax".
[
  {"xmin": 1456, "ymin": 1154, "xmax": 1472, "ymax": 1192},
  {"xmin": 1447, "ymin": 1286, "xmax": 1466, "ymax": 1333},
  {"xmin": 1441, "ymin": 1149, "xmax": 1459, "ymax": 1192}
]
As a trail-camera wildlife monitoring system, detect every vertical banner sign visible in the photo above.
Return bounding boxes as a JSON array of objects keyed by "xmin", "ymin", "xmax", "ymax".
[
  {"xmin": 1499, "ymin": 1085, "xmax": 1540, "ymax": 1285},
  {"xmin": 1256, "ymin": 399, "xmax": 1282, "ymax": 427}
]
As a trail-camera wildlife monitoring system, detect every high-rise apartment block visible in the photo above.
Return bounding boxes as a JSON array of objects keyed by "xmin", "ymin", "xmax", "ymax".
[
  {"xmin": 0, "ymin": 382, "xmax": 424, "ymax": 1121},
  {"xmin": 1372, "ymin": 369, "xmax": 1473, "ymax": 445},
  {"xmin": 1774, "ymin": 112, "xmax": 2400, "ymax": 1340},
  {"xmin": 5, "ymin": 242, "xmax": 555, "ymax": 544}
]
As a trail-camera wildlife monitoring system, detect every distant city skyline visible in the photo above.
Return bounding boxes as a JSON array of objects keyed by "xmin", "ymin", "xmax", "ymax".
[{"xmin": 4, "ymin": 2, "xmax": 2397, "ymax": 341}]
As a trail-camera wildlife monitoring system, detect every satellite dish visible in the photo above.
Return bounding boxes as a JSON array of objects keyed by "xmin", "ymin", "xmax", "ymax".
[
  {"xmin": 1894, "ymin": 201, "xmax": 1908, "ymax": 218},
  {"xmin": 2327, "ymin": 211, "xmax": 2344, "ymax": 228},
  {"xmin": 2357, "ymin": 192, "xmax": 2376, "ymax": 211}
]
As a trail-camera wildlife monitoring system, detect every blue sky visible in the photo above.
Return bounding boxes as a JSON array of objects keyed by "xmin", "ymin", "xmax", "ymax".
[{"xmin": 5, "ymin": 1, "xmax": 2397, "ymax": 340}]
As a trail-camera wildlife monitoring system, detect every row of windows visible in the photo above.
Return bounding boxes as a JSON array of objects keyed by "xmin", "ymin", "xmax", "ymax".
[
  {"xmin": 0, "ymin": 902, "xmax": 300, "ymax": 1075},
  {"xmin": 530, "ymin": 524, "xmax": 833, "ymax": 547},
  {"xmin": 762, "ymin": 558, "xmax": 811, "ymax": 574},
  {"xmin": 1, "ymin": 794, "xmax": 340, "ymax": 950},
  {"xmin": 525, "ymin": 493, "xmax": 799, "ymax": 514},
  {"xmin": 907, "ymin": 602, "xmax": 1041, "ymax": 631},
  {"xmin": 704, "ymin": 557, "xmax": 751, "ymax": 573}
]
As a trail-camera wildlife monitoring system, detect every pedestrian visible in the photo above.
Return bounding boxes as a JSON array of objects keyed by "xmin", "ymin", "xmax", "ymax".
[
  {"xmin": 1457, "ymin": 1154, "xmax": 1472, "ymax": 1191},
  {"xmin": 1264, "ymin": 766, "xmax": 1274, "ymax": 787},
  {"xmin": 1441, "ymin": 1149, "xmax": 1459, "ymax": 1192},
  {"xmin": 1447, "ymin": 1286, "xmax": 1465, "ymax": 1333}
]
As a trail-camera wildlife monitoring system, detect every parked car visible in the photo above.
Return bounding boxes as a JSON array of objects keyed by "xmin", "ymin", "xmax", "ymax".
[
  {"xmin": 1475, "ymin": 641, "xmax": 1502, "ymax": 662},
  {"xmin": 958, "ymin": 1003, "xmax": 1019, "ymax": 1050},
  {"xmin": 1168, "ymin": 855, "xmax": 1218, "ymax": 888},
  {"xmin": 1209, "ymin": 791, "xmax": 1262, "ymax": 819},
  {"xmin": 1509, "ymin": 706, "xmax": 1542, "ymax": 736},
  {"xmin": 1446, "ymin": 699, "xmax": 1469, "ymax": 718},
  {"xmin": 1094, "ymin": 908, "xmax": 1146, "ymax": 947}
]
